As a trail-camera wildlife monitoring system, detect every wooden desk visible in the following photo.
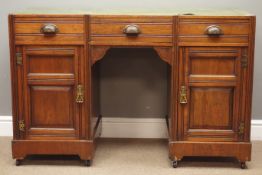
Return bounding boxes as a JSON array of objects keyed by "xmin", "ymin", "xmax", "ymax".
[{"xmin": 9, "ymin": 9, "xmax": 256, "ymax": 168}]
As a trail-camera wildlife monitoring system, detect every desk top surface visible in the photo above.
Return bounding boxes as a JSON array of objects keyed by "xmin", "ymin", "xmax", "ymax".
[{"xmin": 14, "ymin": 8, "xmax": 253, "ymax": 16}]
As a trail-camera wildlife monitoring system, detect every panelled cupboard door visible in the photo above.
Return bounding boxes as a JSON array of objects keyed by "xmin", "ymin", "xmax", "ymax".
[
  {"xmin": 19, "ymin": 46, "xmax": 82, "ymax": 140},
  {"xmin": 178, "ymin": 47, "xmax": 246, "ymax": 142}
]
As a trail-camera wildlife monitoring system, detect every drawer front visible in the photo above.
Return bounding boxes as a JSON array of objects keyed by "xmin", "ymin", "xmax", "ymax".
[
  {"xmin": 178, "ymin": 17, "xmax": 250, "ymax": 45},
  {"xmin": 90, "ymin": 16, "xmax": 173, "ymax": 46},
  {"xmin": 14, "ymin": 16, "xmax": 85, "ymax": 45}
]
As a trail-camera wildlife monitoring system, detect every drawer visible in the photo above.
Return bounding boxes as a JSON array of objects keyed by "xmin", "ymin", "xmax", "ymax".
[
  {"xmin": 90, "ymin": 16, "xmax": 173, "ymax": 46},
  {"xmin": 13, "ymin": 15, "xmax": 85, "ymax": 45},
  {"xmin": 178, "ymin": 17, "xmax": 251, "ymax": 45}
]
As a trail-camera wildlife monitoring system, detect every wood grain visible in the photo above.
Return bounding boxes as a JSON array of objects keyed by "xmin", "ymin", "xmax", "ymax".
[{"xmin": 9, "ymin": 14, "xmax": 255, "ymax": 166}]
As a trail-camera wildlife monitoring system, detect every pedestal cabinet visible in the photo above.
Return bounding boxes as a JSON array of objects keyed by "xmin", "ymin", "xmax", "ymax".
[
  {"xmin": 17, "ymin": 46, "xmax": 81, "ymax": 139},
  {"xmin": 9, "ymin": 11, "xmax": 256, "ymax": 168},
  {"xmin": 179, "ymin": 47, "xmax": 244, "ymax": 142},
  {"xmin": 9, "ymin": 15, "xmax": 94, "ymax": 166}
]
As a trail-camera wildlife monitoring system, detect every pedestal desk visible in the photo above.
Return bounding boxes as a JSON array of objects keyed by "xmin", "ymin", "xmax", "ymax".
[{"xmin": 9, "ymin": 9, "xmax": 256, "ymax": 168}]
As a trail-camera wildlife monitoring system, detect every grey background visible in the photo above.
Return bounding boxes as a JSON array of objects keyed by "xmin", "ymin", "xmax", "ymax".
[
  {"xmin": 99, "ymin": 48, "xmax": 169, "ymax": 118},
  {"xmin": 0, "ymin": 0, "xmax": 261, "ymax": 119}
]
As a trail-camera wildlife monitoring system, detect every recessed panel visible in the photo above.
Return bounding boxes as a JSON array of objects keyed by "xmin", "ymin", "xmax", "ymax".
[
  {"xmin": 28, "ymin": 55, "xmax": 74, "ymax": 74},
  {"xmin": 30, "ymin": 86, "xmax": 74, "ymax": 128},
  {"xmin": 190, "ymin": 56, "xmax": 235, "ymax": 75},
  {"xmin": 189, "ymin": 87, "xmax": 233, "ymax": 129}
]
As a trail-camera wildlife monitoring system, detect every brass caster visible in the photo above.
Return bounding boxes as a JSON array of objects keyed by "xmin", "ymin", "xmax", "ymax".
[
  {"xmin": 84, "ymin": 160, "xmax": 91, "ymax": 167},
  {"xmin": 15, "ymin": 159, "xmax": 22, "ymax": 166},
  {"xmin": 240, "ymin": 162, "xmax": 247, "ymax": 169}
]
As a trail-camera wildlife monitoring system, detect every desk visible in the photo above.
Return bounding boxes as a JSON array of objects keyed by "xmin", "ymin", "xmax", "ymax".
[{"xmin": 9, "ymin": 10, "xmax": 255, "ymax": 168}]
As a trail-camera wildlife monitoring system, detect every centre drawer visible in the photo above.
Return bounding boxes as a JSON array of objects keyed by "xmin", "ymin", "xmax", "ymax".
[
  {"xmin": 90, "ymin": 15, "xmax": 173, "ymax": 46},
  {"xmin": 13, "ymin": 15, "xmax": 85, "ymax": 45}
]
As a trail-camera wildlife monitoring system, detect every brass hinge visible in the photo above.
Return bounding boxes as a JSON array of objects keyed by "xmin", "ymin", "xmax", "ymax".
[
  {"xmin": 76, "ymin": 85, "xmax": 84, "ymax": 103},
  {"xmin": 241, "ymin": 50, "xmax": 248, "ymax": 68},
  {"xmin": 16, "ymin": 53, "xmax": 23, "ymax": 65},
  {"xmin": 238, "ymin": 122, "xmax": 245, "ymax": 135},
  {"xmin": 18, "ymin": 120, "xmax": 25, "ymax": 132},
  {"xmin": 179, "ymin": 86, "xmax": 187, "ymax": 104}
]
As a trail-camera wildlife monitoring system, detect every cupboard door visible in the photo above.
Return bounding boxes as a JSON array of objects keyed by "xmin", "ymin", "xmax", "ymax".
[
  {"xmin": 178, "ymin": 47, "xmax": 245, "ymax": 142},
  {"xmin": 20, "ymin": 46, "xmax": 81, "ymax": 140}
]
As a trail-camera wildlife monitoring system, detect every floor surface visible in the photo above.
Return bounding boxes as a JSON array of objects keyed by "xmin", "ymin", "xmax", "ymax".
[{"xmin": 1, "ymin": 137, "xmax": 262, "ymax": 175}]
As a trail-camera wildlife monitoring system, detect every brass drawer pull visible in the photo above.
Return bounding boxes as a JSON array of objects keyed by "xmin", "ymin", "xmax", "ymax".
[
  {"xmin": 123, "ymin": 24, "xmax": 140, "ymax": 36},
  {"xmin": 205, "ymin": 25, "xmax": 223, "ymax": 36},
  {"xmin": 181, "ymin": 13, "xmax": 195, "ymax": 16},
  {"xmin": 40, "ymin": 24, "xmax": 59, "ymax": 35}
]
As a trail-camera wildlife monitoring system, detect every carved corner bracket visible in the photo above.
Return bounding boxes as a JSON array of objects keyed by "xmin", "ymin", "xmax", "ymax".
[
  {"xmin": 90, "ymin": 46, "xmax": 173, "ymax": 66},
  {"xmin": 153, "ymin": 47, "xmax": 173, "ymax": 65},
  {"xmin": 90, "ymin": 46, "xmax": 110, "ymax": 65}
]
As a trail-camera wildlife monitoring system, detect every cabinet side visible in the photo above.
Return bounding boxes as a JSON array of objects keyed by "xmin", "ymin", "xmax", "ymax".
[
  {"xmin": 245, "ymin": 16, "xmax": 256, "ymax": 141},
  {"xmin": 8, "ymin": 14, "xmax": 18, "ymax": 140}
]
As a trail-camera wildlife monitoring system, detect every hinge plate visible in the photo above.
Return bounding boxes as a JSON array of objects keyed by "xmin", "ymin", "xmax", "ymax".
[
  {"xmin": 238, "ymin": 122, "xmax": 245, "ymax": 135},
  {"xmin": 16, "ymin": 53, "xmax": 22, "ymax": 65},
  {"xmin": 18, "ymin": 120, "xmax": 25, "ymax": 132}
]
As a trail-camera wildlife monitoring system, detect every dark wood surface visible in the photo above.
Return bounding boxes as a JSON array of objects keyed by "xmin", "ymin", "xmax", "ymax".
[
  {"xmin": 22, "ymin": 46, "xmax": 80, "ymax": 140},
  {"xmin": 9, "ymin": 14, "xmax": 256, "ymax": 167},
  {"xmin": 178, "ymin": 47, "xmax": 243, "ymax": 142}
]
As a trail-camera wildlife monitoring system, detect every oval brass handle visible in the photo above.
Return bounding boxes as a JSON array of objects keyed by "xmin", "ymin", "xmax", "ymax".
[
  {"xmin": 123, "ymin": 24, "xmax": 140, "ymax": 36},
  {"xmin": 40, "ymin": 24, "xmax": 59, "ymax": 35},
  {"xmin": 205, "ymin": 25, "xmax": 223, "ymax": 36}
]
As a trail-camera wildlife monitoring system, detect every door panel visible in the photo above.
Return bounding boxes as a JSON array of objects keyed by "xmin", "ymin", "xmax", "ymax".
[
  {"xmin": 190, "ymin": 55, "xmax": 236, "ymax": 75},
  {"xmin": 28, "ymin": 54, "xmax": 74, "ymax": 74},
  {"xmin": 22, "ymin": 46, "xmax": 80, "ymax": 139},
  {"xmin": 189, "ymin": 87, "xmax": 233, "ymax": 130},
  {"xmin": 30, "ymin": 85, "xmax": 74, "ymax": 128},
  {"xmin": 178, "ymin": 47, "xmax": 243, "ymax": 142}
]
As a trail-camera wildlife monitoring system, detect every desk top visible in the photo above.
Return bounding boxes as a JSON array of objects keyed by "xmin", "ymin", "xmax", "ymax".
[{"xmin": 14, "ymin": 8, "xmax": 253, "ymax": 16}]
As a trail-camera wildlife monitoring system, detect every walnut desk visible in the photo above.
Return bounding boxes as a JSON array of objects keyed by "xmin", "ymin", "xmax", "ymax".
[{"xmin": 9, "ymin": 9, "xmax": 256, "ymax": 168}]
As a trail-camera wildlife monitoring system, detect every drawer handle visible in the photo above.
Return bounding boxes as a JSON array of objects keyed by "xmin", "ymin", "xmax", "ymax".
[
  {"xmin": 181, "ymin": 13, "xmax": 195, "ymax": 16},
  {"xmin": 205, "ymin": 25, "xmax": 223, "ymax": 36},
  {"xmin": 40, "ymin": 24, "xmax": 59, "ymax": 35},
  {"xmin": 123, "ymin": 24, "xmax": 140, "ymax": 36}
]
